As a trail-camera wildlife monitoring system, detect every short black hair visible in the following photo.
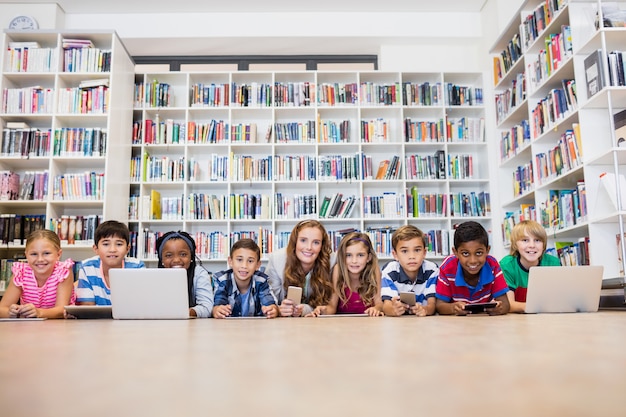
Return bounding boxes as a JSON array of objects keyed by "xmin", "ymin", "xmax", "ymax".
[
  {"xmin": 453, "ymin": 221, "xmax": 489, "ymax": 248},
  {"xmin": 94, "ymin": 220, "xmax": 130, "ymax": 245}
]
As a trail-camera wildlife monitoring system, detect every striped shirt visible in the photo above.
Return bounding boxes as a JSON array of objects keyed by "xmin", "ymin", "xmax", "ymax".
[
  {"xmin": 213, "ymin": 269, "xmax": 277, "ymax": 317},
  {"xmin": 380, "ymin": 259, "xmax": 439, "ymax": 305},
  {"xmin": 435, "ymin": 255, "xmax": 508, "ymax": 303},
  {"xmin": 76, "ymin": 255, "xmax": 145, "ymax": 305},
  {"xmin": 12, "ymin": 258, "xmax": 76, "ymax": 307}
]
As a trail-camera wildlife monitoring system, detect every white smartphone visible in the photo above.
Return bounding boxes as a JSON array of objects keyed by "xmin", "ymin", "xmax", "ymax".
[{"xmin": 286, "ymin": 286, "xmax": 303, "ymax": 305}]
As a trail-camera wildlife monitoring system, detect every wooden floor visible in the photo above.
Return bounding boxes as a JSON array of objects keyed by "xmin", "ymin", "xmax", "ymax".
[{"xmin": 1, "ymin": 313, "xmax": 625, "ymax": 417}]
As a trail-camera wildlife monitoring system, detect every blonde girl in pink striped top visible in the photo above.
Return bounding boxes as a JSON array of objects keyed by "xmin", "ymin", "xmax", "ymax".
[{"xmin": 0, "ymin": 230, "xmax": 75, "ymax": 319}]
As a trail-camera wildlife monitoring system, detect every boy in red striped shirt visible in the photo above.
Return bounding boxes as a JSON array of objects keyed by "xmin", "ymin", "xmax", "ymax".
[{"xmin": 436, "ymin": 221, "xmax": 510, "ymax": 316}]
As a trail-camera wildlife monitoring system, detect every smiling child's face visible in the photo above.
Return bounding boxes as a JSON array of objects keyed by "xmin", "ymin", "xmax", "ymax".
[{"xmin": 453, "ymin": 240, "xmax": 489, "ymax": 283}]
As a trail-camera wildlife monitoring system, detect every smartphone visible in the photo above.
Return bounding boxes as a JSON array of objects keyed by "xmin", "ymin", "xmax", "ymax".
[
  {"xmin": 286, "ymin": 286, "xmax": 303, "ymax": 305},
  {"xmin": 463, "ymin": 302, "xmax": 497, "ymax": 313},
  {"xmin": 399, "ymin": 292, "xmax": 416, "ymax": 306}
]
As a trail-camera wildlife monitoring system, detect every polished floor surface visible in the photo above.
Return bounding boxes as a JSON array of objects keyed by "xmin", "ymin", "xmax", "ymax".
[{"xmin": 1, "ymin": 313, "xmax": 625, "ymax": 417}]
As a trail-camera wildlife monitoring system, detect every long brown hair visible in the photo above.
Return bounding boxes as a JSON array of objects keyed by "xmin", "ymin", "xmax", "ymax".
[
  {"xmin": 335, "ymin": 232, "xmax": 379, "ymax": 307},
  {"xmin": 283, "ymin": 220, "xmax": 332, "ymax": 308}
]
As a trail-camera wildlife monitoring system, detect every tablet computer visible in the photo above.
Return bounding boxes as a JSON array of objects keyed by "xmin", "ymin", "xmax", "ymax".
[
  {"xmin": 463, "ymin": 302, "xmax": 497, "ymax": 313},
  {"xmin": 64, "ymin": 305, "xmax": 113, "ymax": 319}
]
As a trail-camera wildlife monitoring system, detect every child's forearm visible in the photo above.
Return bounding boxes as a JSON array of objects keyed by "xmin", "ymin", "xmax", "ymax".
[
  {"xmin": 38, "ymin": 306, "xmax": 66, "ymax": 319},
  {"xmin": 435, "ymin": 299, "xmax": 457, "ymax": 315}
]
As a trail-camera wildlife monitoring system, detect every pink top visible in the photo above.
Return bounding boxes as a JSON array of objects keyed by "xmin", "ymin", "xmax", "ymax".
[
  {"xmin": 337, "ymin": 287, "xmax": 368, "ymax": 314},
  {"xmin": 12, "ymin": 259, "xmax": 76, "ymax": 308}
]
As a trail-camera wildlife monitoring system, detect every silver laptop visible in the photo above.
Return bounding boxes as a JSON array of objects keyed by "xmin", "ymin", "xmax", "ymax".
[
  {"xmin": 109, "ymin": 268, "xmax": 190, "ymax": 319},
  {"xmin": 525, "ymin": 265, "xmax": 604, "ymax": 313}
]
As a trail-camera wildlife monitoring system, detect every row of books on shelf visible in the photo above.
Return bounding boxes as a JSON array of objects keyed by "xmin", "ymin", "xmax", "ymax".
[
  {"xmin": 130, "ymin": 189, "xmax": 491, "ymax": 221},
  {"xmin": 4, "ymin": 38, "xmax": 100, "ymax": 73},
  {"xmin": 57, "ymin": 85, "xmax": 109, "ymax": 114},
  {"xmin": 520, "ymin": 0, "xmax": 568, "ymax": 50},
  {"xmin": 405, "ymin": 151, "xmax": 446, "ymax": 180},
  {"xmin": 526, "ymin": 25, "xmax": 573, "ymax": 92},
  {"xmin": 1, "ymin": 86, "xmax": 54, "ymax": 114},
  {"xmin": 49, "ymin": 214, "xmax": 103, "ymax": 244},
  {"xmin": 499, "ymin": 120, "xmax": 531, "ymax": 162},
  {"xmin": 132, "ymin": 116, "xmax": 484, "ymax": 145},
  {"xmin": 530, "ymin": 79, "xmax": 577, "ymax": 138},
  {"xmin": 535, "ymin": 129, "xmax": 583, "ymax": 186},
  {"xmin": 541, "ymin": 185, "xmax": 588, "ymax": 231},
  {"xmin": 131, "ymin": 225, "xmax": 456, "ymax": 261},
  {"xmin": 134, "ymin": 80, "xmax": 483, "ymax": 108},
  {"xmin": 495, "ymin": 72, "xmax": 526, "ymax": 125},
  {"xmin": 493, "ymin": 33, "xmax": 522, "ymax": 86},
  {"xmin": 0, "ymin": 170, "xmax": 47, "ymax": 201},
  {"xmin": 512, "ymin": 161, "xmax": 534, "ymax": 197},
  {"xmin": 502, "ymin": 183, "xmax": 588, "ymax": 244},
  {"xmin": 62, "ymin": 47, "xmax": 111, "ymax": 73},
  {"xmin": 1, "ymin": 85, "xmax": 110, "ymax": 115},
  {"xmin": 545, "ymin": 238, "xmax": 591, "ymax": 268},
  {"xmin": 4, "ymin": 43, "xmax": 57, "ymax": 73},
  {"xmin": 1, "ymin": 125, "xmax": 107, "ymax": 158},
  {"xmin": 1, "ymin": 170, "xmax": 107, "ymax": 202},
  {"xmin": 52, "ymin": 172, "xmax": 105, "ymax": 200},
  {"xmin": 130, "ymin": 150, "xmax": 487, "ymax": 184},
  {"xmin": 404, "ymin": 117, "xmax": 485, "ymax": 143},
  {"xmin": 584, "ymin": 49, "xmax": 626, "ymax": 98},
  {"xmin": 0, "ymin": 213, "xmax": 102, "ymax": 247},
  {"xmin": 0, "ymin": 214, "xmax": 46, "ymax": 245}
]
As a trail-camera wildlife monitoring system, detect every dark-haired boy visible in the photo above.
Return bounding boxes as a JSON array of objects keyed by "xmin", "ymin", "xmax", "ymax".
[
  {"xmin": 212, "ymin": 238, "xmax": 278, "ymax": 318},
  {"xmin": 435, "ymin": 221, "xmax": 509, "ymax": 315},
  {"xmin": 75, "ymin": 220, "xmax": 144, "ymax": 305},
  {"xmin": 381, "ymin": 225, "xmax": 438, "ymax": 317}
]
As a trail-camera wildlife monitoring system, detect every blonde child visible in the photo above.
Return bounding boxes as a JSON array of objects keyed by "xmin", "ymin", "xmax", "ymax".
[
  {"xmin": 312, "ymin": 232, "xmax": 383, "ymax": 316},
  {"xmin": 500, "ymin": 220, "xmax": 561, "ymax": 313},
  {"xmin": 0, "ymin": 230, "xmax": 75, "ymax": 319}
]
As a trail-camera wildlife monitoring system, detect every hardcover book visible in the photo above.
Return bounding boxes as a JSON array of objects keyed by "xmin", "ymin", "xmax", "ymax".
[{"xmin": 584, "ymin": 49, "xmax": 606, "ymax": 98}]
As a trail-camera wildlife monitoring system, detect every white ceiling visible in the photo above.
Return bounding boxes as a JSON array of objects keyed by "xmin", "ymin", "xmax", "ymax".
[
  {"xmin": 1, "ymin": 0, "xmax": 489, "ymax": 14},
  {"xmin": 1, "ymin": 0, "xmax": 490, "ymax": 57}
]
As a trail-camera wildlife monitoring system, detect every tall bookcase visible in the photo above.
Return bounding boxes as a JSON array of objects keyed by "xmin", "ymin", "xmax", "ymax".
[
  {"xmin": 131, "ymin": 70, "xmax": 492, "ymax": 269},
  {"xmin": 0, "ymin": 30, "xmax": 135, "ymax": 287},
  {"xmin": 490, "ymin": 0, "xmax": 626, "ymax": 284}
]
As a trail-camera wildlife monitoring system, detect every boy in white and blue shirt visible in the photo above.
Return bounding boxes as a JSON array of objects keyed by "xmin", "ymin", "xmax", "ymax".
[
  {"xmin": 212, "ymin": 238, "xmax": 278, "ymax": 318},
  {"xmin": 75, "ymin": 220, "xmax": 144, "ymax": 305},
  {"xmin": 381, "ymin": 225, "xmax": 439, "ymax": 317}
]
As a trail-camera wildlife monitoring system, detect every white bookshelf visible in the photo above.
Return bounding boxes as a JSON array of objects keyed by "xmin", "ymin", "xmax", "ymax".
[
  {"xmin": 131, "ymin": 70, "xmax": 491, "ymax": 268},
  {"xmin": 490, "ymin": 0, "xmax": 626, "ymax": 280},
  {"xmin": 0, "ymin": 30, "xmax": 134, "ymax": 263}
]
